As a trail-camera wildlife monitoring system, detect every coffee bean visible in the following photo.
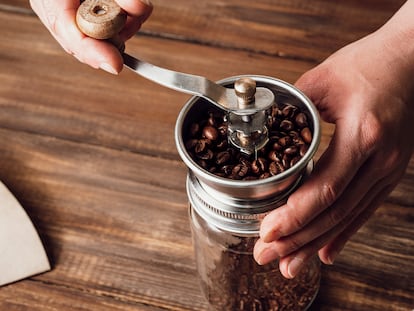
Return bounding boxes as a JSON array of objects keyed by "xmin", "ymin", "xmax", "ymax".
[
  {"xmin": 282, "ymin": 154, "xmax": 291, "ymax": 169},
  {"xmin": 190, "ymin": 123, "xmax": 200, "ymax": 137},
  {"xmin": 280, "ymin": 120, "xmax": 295, "ymax": 131},
  {"xmin": 284, "ymin": 146, "xmax": 298, "ymax": 156},
  {"xmin": 185, "ymin": 138, "xmax": 198, "ymax": 151},
  {"xmin": 222, "ymin": 165, "xmax": 234, "ymax": 176},
  {"xmin": 194, "ymin": 139, "xmax": 209, "ymax": 153},
  {"xmin": 216, "ymin": 151, "xmax": 231, "ymax": 165},
  {"xmin": 243, "ymin": 176, "xmax": 258, "ymax": 181},
  {"xmin": 282, "ymin": 104, "xmax": 297, "ymax": 118},
  {"xmin": 278, "ymin": 136, "xmax": 292, "ymax": 147},
  {"xmin": 268, "ymin": 150, "xmax": 281, "ymax": 162},
  {"xmin": 269, "ymin": 161, "xmax": 284, "ymax": 175},
  {"xmin": 217, "ymin": 124, "xmax": 228, "ymax": 137},
  {"xmin": 251, "ymin": 158, "xmax": 268, "ymax": 175},
  {"xmin": 295, "ymin": 112, "xmax": 308, "ymax": 128},
  {"xmin": 216, "ymin": 139, "xmax": 228, "ymax": 150},
  {"xmin": 232, "ymin": 164, "xmax": 249, "ymax": 178},
  {"xmin": 290, "ymin": 156, "xmax": 301, "ymax": 167},
  {"xmin": 260, "ymin": 172, "xmax": 271, "ymax": 179},
  {"xmin": 196, "ymin": 149, "xmax": 214, "ymax": 160},
  {"xmin": 202, "ymin": 126, "xmax": 219, "ymax": 141},
  {"xmin": 207, "ymin": 112, "xmax": 218, "ymax": 127},
  {"xmin": 300, "ymin": 127, "xmax": 312, "ymax": 144},
  {"xmin": 299, "ymin": 144, "xmax": 309, "ymax": 157},
  {"xmin": 197, "ymin": 159, "xmax": 209, "ymax": 169}
]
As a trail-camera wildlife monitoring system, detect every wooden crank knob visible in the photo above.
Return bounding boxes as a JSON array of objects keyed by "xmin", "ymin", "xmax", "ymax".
[{"xmin": 76, "ymin": 0, "xmax": 127, "ymax": 39}]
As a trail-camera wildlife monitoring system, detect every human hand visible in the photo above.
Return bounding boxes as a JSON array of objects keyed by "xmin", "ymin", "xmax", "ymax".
[
  {"xmin": 253, "ymin": 1, "xmax": 414, "ymax": 278},
  {"xmin": 30, "ymin": 0, "xmax": 153, "ymax": 74}
]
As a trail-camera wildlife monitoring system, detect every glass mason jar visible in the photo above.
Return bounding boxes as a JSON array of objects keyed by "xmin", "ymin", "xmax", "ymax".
[{"xmin": 175, "ymin": 75, "xmax": 321, "ymax": 310}]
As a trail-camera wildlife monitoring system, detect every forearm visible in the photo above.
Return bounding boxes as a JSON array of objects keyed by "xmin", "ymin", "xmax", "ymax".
[{"xmin": 374, "ymin": 0, "xmax": 414, "ymax": 103}]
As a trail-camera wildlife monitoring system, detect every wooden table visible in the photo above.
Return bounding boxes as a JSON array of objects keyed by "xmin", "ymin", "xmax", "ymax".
[{"xmin": 0, "ymin": 1, "xmax": 412, "ymax": 310}]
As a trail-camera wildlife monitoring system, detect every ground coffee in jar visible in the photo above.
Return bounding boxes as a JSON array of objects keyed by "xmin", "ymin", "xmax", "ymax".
[{"xmin": 175, "ymin": 75, "xmax": 321, "ymax": 310}]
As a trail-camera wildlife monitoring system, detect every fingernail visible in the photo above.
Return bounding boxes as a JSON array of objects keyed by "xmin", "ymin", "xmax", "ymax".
[
  {"xmin": 262, "ymin": 228, "xmax": 283, "ymax": 243},
  {"xmin": 327, "ymin": 250, "xmax": 339, "ymax": 265},
  {"xmin": 287, "ymin": 257, "xmax": 304, "ymax": 278},
  {"xmin": 100, "ymin": 63, "xmax": 118, "ymax": 75},
  {"xmin": 139, "ymin": 0, "xmax": 152, "ymax": 6}
]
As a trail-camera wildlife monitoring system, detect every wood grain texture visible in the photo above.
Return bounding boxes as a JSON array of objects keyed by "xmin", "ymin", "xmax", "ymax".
[{"xmin": 0, "ymin": 1, "xmax": 413, "ymax": 310}]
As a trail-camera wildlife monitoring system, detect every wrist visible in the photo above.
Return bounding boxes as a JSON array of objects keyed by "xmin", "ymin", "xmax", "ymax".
[{"xmin": 372, "ymin": 6, "xmax": 414, "ymax": 107}]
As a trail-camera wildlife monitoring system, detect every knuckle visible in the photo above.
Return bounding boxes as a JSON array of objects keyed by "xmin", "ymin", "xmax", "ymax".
[
  {"xmin": 319, "ymin": 181, "xmax": 340, "ymax": 208},
  {"xmin": 284, "ymin": 198, "xmax": 308, "ymax": 230},
  {"xmin": 278, "ymin": 237, "xmax": 304, "ymax": 257},
  {"xmin": 360, "ymin": 112, "xmax": 384, "ymax": 151}
]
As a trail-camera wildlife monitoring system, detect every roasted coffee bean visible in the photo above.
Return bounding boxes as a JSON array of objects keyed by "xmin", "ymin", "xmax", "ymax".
[
  {"xmin": 190, "ymin": 123, "xmax": 200, "ymax": 137},
  {"xmin": 269, "ymin": 161, "xmax": 284, "ymax": 175},
  {"xmin": 216, "ymin": 151, "xmax": 231, "ymax": 165},
  {"xmin": 217, "ymin": 124, "xmax": 228, "ymax": 137},
  {"xmin": 289, "ymin": 130, "xmax": 300, "ymax": 141},
  {"xmin": 222, "ymin": 165, "xmax": 234, "ymax": 176},
  {"xmin": 260, "ymin": 172, "xmax": 271, "ymax": 179},
  {"xmin": 271, "ymin": 142, "xmax": 283, "ymax": 151},
  {"xmin": 194, "ymin": 139, "xmax": 209, "ymax": 153},
  {"xmin": 295, "ymin": 112, "xmax": 308, "ymax": 128},
  {"xmin": 243, "ymin": 176, "xmax": 258, "ymax": 181},
  {"xmin": 299, "ymin": 144, "xmax": 309, "ymax": 157},
  {"xmin": 293, "ymin": 136, "xmax": 305, "ymax": 146},
  {"xmin": 290, "ymin": 156, "xmax": 301, "ymax": 167},
  {"xmin": 251, "ymin": 158, "xmax": 268, "ymax": 175},
  {"xmin": 284, "ymin": 146, "xmax": 298, "ymax": 156},
  {"xmin": 280, "ymin": 120, "xmax": 295, "ymax": 131},
  {"xmin": 268, "ymin": 150, "xmax": 281, "ymax": 162},
  {"xmin": 278, "ymin": 136, "xmax": 292, "ymax": 147},
  {"xmin": 216, "ymin": 139, "xmax": 228, "ymax": 150},
  {"xmin": 207, "ymin": 112, "xmax": 218, "ymax": 127},
  {"xmin": 239, "ymin": 157, "xmax": 252, "ymax": 168},
  {"xmin": 202, "ymin": 125, "xmax": 219, "ymax": 141},
  {"xmin": 282, "ymin": 154, "xmax": 291, "ymax": 169},
  {"xmin": 232, "ymin": 164, "xmax": 249, "ymax": 178},
  {"xmin": 196, "ymin": 149, "xmax": 214, "ymax": 160},
  {"xmin": 282, "ymin": 104, "xmax": 297, "ymax": 118},
  {"xmin": 300, "ymin": 127, "xmax": 312, "ymax": 144},
  {"xmin": 197, "ymin": 159, "xmax": 209, "ymax": 169},
  {"xmin": 185, "ymin": 138, "xmax": 198, "ymax": 151}
]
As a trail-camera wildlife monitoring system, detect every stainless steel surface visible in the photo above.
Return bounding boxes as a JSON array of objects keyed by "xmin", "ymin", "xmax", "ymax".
[
  {"xmin": 122, "ymin": 53, "xmax": 274, "ymax": 113},
  {"xmin": 186, "ymin": 169, "xmax": 305, "ymax": 234},
  {"xmin": 175, "ymin": 75, "xmax": 321, "ymax": 201}
]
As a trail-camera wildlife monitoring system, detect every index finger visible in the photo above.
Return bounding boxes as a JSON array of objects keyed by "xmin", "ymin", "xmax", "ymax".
[{"xmin": 115, "ymin": 0, "xmax": 153, "ymax": 18}]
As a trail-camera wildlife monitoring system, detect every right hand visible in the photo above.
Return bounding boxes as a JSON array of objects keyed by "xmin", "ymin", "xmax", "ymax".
[{"xmin": 30, "ymin": 0, "xmax": 153, "ymax": 74}]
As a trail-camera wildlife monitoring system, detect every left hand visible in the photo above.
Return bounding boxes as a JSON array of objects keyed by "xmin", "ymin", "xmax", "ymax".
[{"xmin": 253, "ymin": 21, "xmax": 414, "ymax": 278}]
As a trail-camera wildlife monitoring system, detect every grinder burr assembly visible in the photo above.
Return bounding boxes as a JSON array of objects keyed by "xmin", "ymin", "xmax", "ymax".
[{"xmin": 77, "ymin": 1, "xmax": 322, "ymax": 310}]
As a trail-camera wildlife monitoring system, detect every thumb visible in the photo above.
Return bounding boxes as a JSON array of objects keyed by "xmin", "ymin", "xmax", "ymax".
[{"xmin": 294, "ymin": 65, "xmax": 338, "ymax": 123}]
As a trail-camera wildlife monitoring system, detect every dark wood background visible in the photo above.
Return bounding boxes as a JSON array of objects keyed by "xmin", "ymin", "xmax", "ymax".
[{"xmin": 0, "ymin": 0, "xmax": 412, "ymax": 310}]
